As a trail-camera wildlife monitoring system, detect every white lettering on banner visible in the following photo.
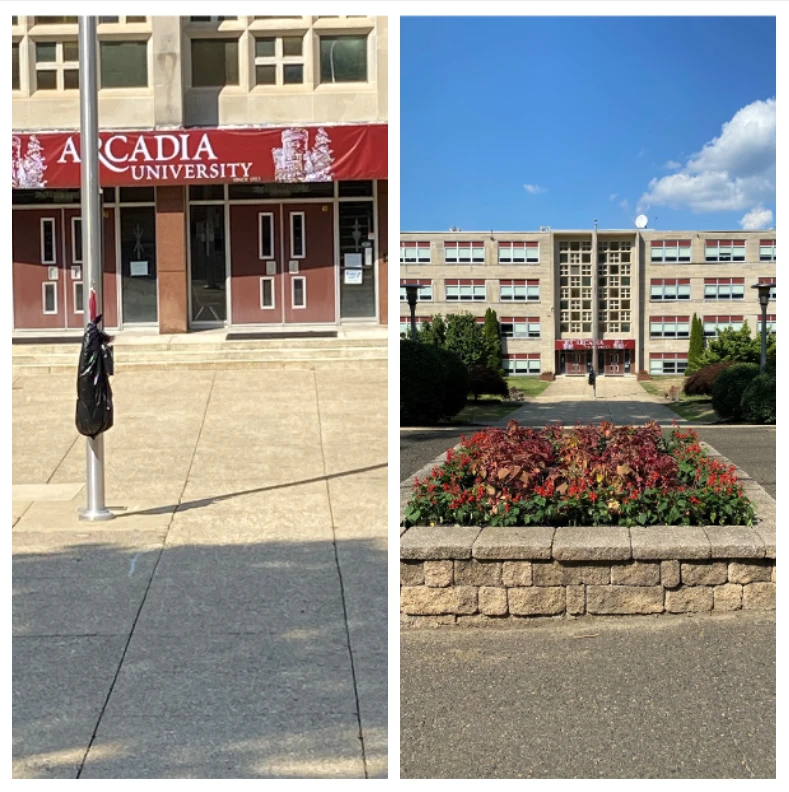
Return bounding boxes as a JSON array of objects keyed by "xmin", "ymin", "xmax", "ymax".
[{"xmin": 57, "ymin": 132, "xmax": 235, "ymax": 182}]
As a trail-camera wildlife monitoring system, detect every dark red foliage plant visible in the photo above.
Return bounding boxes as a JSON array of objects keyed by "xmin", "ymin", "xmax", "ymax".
[{"xmin": 403, "ymin": 420, "xmax": 754, "ymax": 528}]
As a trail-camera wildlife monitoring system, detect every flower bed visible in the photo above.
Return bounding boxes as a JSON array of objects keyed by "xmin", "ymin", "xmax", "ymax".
[{"xmin": 403, "ymin": 421, "xmax": 754, "ymax": 529}]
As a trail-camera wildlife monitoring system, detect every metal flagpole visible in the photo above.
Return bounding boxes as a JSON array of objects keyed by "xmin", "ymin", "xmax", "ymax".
[{"xmin": 78, "ymin": 16, "xmax": 113, "ymax": 522}]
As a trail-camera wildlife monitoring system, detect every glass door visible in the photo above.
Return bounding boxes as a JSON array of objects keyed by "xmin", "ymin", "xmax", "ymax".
[
  {"xmin": 189, "ymin": 204, "xmax": 227, "ymax": 324},
  {"xmin": 338, "ymin": 201, "xmax": 376, "ymax": 319},
  {"xmin": 120, "ymin": 206, "xmax": 157, "ymax": 324}
]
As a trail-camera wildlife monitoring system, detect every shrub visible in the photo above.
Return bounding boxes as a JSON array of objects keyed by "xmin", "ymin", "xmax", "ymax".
[
  {"xmin": 686, "ymin": 314, "xmax": 705, "ymax": 374},
  {"xmin": 400, "ymin": 340, "xmax": 446, "ymax": 425},
  {"xmin": 683, "ymin": 361, "xmax": 733, "ymax": 397},
  {"xmin": 741, "ymin": 373, "xmax": 776, "ymax": 424},
  {"xmin": 483, "ymin": 308, "xmax": 503, "ymax": 372},
  {"xmin": 468, "ymin": 364, "xmax": 508, "ymax": 401},
  {"xmin": 444, "ymin": 313, "xmax": 490, "ymax": 367},
  {"xmin": 435, "ymin": 347, "xmax": 469, "ymax": 419},
  {"xmin": 403, "ymin": 421, "xmax": 754, "ymax": 528},
  {"xmin": 711, "ymin": 363, "xmax": 760, "ymax": 421}
]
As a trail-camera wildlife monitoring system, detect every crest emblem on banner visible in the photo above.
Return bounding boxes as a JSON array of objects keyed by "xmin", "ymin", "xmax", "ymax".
[
  {"xmin": 273, "ymin": 127, "xmax": 335, "ymax": 183},
  {"xmin": 12, "ymin": 135, "xmax": 48, "ymax": 188}
]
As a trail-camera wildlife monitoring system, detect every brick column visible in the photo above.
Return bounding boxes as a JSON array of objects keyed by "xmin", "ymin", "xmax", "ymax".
[
  {"xmin": 377, "ymin": 179, "xmax": 388, "ymax": 325},
  {"xmin": 156, "ymin": 186, "xmax": 188, "ymax": 334}
]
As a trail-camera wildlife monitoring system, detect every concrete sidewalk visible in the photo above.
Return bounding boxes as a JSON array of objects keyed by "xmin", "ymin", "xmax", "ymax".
[
  {"xmin": 12, "ymin": 367, "xmax": 387, "ymax": 778},
  {"xmin": 505, "ymin": 376, "xmax": 687, "ymax": 426}
]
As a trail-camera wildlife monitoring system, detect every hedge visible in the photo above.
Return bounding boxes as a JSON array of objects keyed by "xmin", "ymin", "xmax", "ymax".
[
  {"xmin": 400, "ymin": 340, "xmax": 468, "ymax": 425},
  {"xmin": 741, "ymin": 373, "xmax": 776, "ymax": 425},
  {"xmin": 683, "ymin": 361, "xmax": 733, "ymax": 397},
  {"xmin": 711, "ymin": 363, "xmax": 760, "ymax": 421},
  {"xmin": 468, "ymin": 364, "xmax": 509, "ymax": 400}
]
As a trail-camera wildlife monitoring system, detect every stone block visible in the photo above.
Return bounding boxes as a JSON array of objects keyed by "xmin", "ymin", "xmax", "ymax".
[
  {"xmin": 703, "ymin": 526, "xmax": 765, "ymax": 558},
  {"xmin": 742, "ymin": 582, "xmax": 776, "ymax": 610},
  {"xmin": 728, "ymin": 561, "xmax": 772, "ymax": 585},
  {"xmin": 586, "ymin": 585, "xmax": 664, "ymax": 615},
  {"xmin": 454, "ymin": 559, "xmax": 502, "ymax": 587},
  {"xmin": 630, "ymin": 526, "xmax": 710, "ymax": 560},
  {"xmin": 610, "ymin": 561, "xmax": 660, "ymax": 586},
  {"xmin": 400, "ymin": 526, "xmax": 480, "ymax": 560},
  {"xmin": 472, "ymin": 527, "xmax": 554, "ymax": 559},
  {"xmin": 665, "ymin": 587, "xmax": 713, "ymax": 613},
  {"xmin": 566, "ymin": 585, "xmax": 585, "ymax": 615},
  {"xmin": 552, "ymin": 526, "xmax": 631, "ymax": 561},
  {"xmin": 713, "ymin": 583, "xmax": 742, "ymax": 611},
  {"xmin": 502, "ymin": 561, "xmax": 532, "ymax": 587},
  {"xmin": 771, "ymin": 566, "xmax": 776, "ymax": 583},
  {"xmin": 400, "ymin": 586, "xmax": 478, "ymax": 616},
  {"xmin": 479, "ymin": 586, "xmax": 508, "ymax": 616},
  {"xmin": 424, "ymin": 560, "xmax": 453, "ymax": 588},
  {"xmin": 755, "ymin": 523, "xmax": 776, "ymax": 559},
  {"xmin": 681, "ymin": 562, "xmax": 727, "ymax": 586},
  {"xmin": 532, "ymin": 561, "xmax": 610, "ymax": 586},
  {"xmin": 661, "ymin": 560, "xmax": 681, "ymax": 589},
  {"xmin": 400, "ymin": 562, "xmax": 424, "ymax": 586},
  {"xmin": 508, "ymin": 586, "xmax": 565, "ymax": 616}
]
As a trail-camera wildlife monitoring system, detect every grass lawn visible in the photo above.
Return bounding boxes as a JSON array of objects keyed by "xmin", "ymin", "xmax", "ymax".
[
  {"xmin": 451, "ymin": 400, "xmax": 522, "ymax": 424},
  {"xmin": 639, "ymin": 376, "xmax": 720, "ymax": 423},
  {"xmin": 506, "ymin": 376, "xmax": 552, "ymax": 397}
]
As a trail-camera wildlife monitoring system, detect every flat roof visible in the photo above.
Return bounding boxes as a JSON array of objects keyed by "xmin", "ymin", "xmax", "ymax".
[{"xmin": 400, "ymin": 229, "xmax": 770, "ymax": 234}]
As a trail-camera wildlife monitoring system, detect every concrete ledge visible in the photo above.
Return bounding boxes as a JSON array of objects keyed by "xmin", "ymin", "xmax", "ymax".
[
  {"xmin": 473, "ymin": 527, "xmax": 554, "ymax": 560},
  {"xmin": 400, "ymin": 526, "xmax": 481, "ymax": 560},
  {"xmin": 553, "ymin": 526, "xmax": 631, "ymax": 561},
  {"xmin": 629, "ymin": 526, "xmax": 711, "ymax": 560}
]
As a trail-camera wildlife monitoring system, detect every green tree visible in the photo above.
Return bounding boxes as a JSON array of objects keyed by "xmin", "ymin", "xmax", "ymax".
[
  {"xmin": 417, "ymin": 315, "xmax": 447, "ymax": 347},
  {"xmin": 697, "ymin": 320, "xmax": 774, "ymax": 368},
  {"xmin": 482, "ymin": 308, "xmax": 503, "ymax": 372},
  {"xmin": 686, "ymin": 313, "xmax": 705, "ymax": 374},
  {"xmin": 444, "ymin": 313, "xmax": 489, "ymax": 367}
]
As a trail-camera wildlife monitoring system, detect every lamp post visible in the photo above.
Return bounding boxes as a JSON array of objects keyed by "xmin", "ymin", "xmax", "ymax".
[
  {"xmin": 751, "ymin": 282, "xmax": 773, "ymax": 373},
  {"xmin": 402, "ymin": 283, "xmax": 424, "ymax": 341}
]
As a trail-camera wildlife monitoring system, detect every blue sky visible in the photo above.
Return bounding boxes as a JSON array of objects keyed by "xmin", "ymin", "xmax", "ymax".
[{"xmin": 400, "ymin": 16, "xmax": 776, "ymax": 232}]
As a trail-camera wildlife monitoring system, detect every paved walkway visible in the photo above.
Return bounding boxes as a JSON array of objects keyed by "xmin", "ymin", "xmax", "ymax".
[
  {"xmin": 506, "ymin": 376, "xmax": 686, "ymax": 426},
  {"xmin": 12, "ymin": 367, "xmax": 386, "ymax": 778}
]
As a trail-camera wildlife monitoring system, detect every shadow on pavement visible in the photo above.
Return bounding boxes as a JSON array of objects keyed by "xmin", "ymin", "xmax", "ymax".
[{"xmin": 13, "ymin": 537, "xmax": 387, "ymax": 779}]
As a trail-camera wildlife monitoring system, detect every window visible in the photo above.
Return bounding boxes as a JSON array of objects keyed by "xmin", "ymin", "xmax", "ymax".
[
  {"xmin": 290, "ymin": 212, "xmax": 305, "ymax": 258},
  {"xmin": 649, "ymin": 279, "xmax": 691, "ymax": 301},
  {"xmin": 498, "ymin": 241, "xmax": 539, "ymax": 264},
  {"xmin": 34, "ymin": 17, "xmax": 78, "ymax": 25},
  {"xmin": 500, "ymin": 317, "xmax": 540, "ymax": 339},
  {"xmin": 12, "ymin": 44, "xmax": 20, "ymax": 90},
  {"xmin": 100, "ymin": 41, "xmax": 148, "ymax": 88},
  {"xmin": 704, "ymin": 277, "xmax": 745, "ymax": 300},
  {"xmin": 260, "ymin": 277, "xmax": 275, "ymax": 309},
  {"xmin": 43, "ymin": 283, "xmax": 58, "ymax": 314},
  {"xmin": 500, "ymin": 279, "xmax": 539, "ymax": 302},
  {"xmin": 503, "ymin": 355, "xmax": 541, "ymax": 375},
  {"xmin": 190, "ymin": 17, "xmax": 237, "ymax": 22},
  {"xmin": 649, "ymin": 316, "xmax": 690, "ymax": 338},
  {"xmin": 759, "ymin": 239, "xmax": 776, "ymax": 262},
  {"xmin": 319, "ymin": 35, "xmax": 368, "ymax": 83},
  {"xmin": 650, "ymin": 240, "xmax": 691, "ymax": 263},
  {"xmin": 704, "ymin": 239, "xmax": 745, "ymax": 262},
  {"xmin": 191, "ymin": 39, "xmax": 239, "ymax": 87},
  {"xmin": 71, "ymin": 217, "xmax": 82, "ymax": 263},
  {"xmin": 757, "ymin": 315, "xmax": 776, "ymax": 335},
  {"xmin": 650, "ymin": 353, "xmax": 688, "ymax": 376},
  {"xmin": 446, "ymin": 280, "xmax": 486, "ymax": 301},
  {"xmin": 73, "ymin": 282, "xmax": 84, "ymax": 314},
  {"xmin": 292, "ymin": 276, "xmax": 306, "ymax": 309},
  {"xmin": 258, "ymin": 213, "xmax": 275, "ymax": 259},
  {"xmin": 400, "ymin": 241, "xmax": 431, "ymax": 264},
  {"xmin": 759, "ymin": 277, "xmax": 776, "ymax": 301},
  {"xmin": 702, "ymin": 315, "xmax": 744, "ymax": 338},
  {"xmin": 399, "ymin": 280, "xmax": 432, "ymax": 301},
  {"xmin": 40, "ymin": 218, "xmax": 56, "ymax": 264},
  {"xmin": 35, "ymin": 40, "xmax": 79, "ymax": 91},
  {"xmin": 400, "ymin": 317, "xmax": 427, "ymax": 336},
  {"xmin": 99, "ymin": 16, "xmax": 147, "ymax": 23},
  {"xmin": 444, "ymin": 241, "xmax": 485, "ymax": 264},
  {"xmin": 254, "ymin": 35, "xmax": 305, "ymax": 85}
]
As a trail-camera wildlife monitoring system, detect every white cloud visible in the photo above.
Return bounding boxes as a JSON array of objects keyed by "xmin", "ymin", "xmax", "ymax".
[
  {"xmin": 740, "ymin": 205, "xmax": 774, "ymax": 230},
  {"xmin": 523, "ymin": 184, "xmax": 547, "ymax": 194},
  {"xmin": 639, "ymin": 98, "xmax": 775, "ymax": 214},
  {"xmin": 619, "ymin": 198, "xmax": 630, "ymax": 210},
  {"xmin": 638, "ymin": 147, "xmax": 645, "ymax": 157},
  {"xmin": 609, "ymin": 193, "xmax": 618, "ymax": 201},
  {"xmin": 664, "ymin": 160, "xmax": 682, "ymax": 170}
]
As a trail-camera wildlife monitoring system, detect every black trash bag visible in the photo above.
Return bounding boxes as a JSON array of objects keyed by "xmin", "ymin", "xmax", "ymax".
[
  {"xmin": 75, "ymin": 315, "xmax": 114, "ymax": 437},
  {"xmin": 588, "ymin": 368, "xmax": 597, "ymax": 386}
]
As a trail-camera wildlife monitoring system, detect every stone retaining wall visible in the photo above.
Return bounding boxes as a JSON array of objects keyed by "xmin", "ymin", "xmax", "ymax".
[{"xmin": 400, "ymin": 522, "xmax": 776, "ymax": 624}]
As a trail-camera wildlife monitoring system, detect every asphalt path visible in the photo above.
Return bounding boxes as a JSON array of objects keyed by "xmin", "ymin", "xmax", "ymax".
[
  {"xmin": 401, "ymin": 612, "xmax": 775, "ymax": 778},
  {"xmin": 400, "ymin": 426, "xmax": 776, "ymax": 497}
]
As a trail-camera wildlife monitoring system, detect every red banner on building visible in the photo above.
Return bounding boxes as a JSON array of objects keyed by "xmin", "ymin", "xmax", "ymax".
[
  {"xmin": 555, "ymin": 339, "xmax": 636, "ymax": 350},
  {"xmin": 12, "ymin": 124, "xmax": 387, "ymax": 188}
]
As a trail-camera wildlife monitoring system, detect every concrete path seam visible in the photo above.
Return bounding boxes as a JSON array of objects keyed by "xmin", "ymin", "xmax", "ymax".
[
  {"xmin": 75, "ymin": 370, "xmax": 218, "ymax": 779},
  {"xmin": 312, "ymin": 370, "xmax": 369, "ymax": 780}
]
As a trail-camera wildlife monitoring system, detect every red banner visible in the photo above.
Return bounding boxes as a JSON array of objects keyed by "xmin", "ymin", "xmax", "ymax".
[
  {"xmin": 12, "ymin": 124, "xmax": 387, "ymax": 188},
  {"xmin": 555, "ymin": 339, "xmax": 636, "ymax": 350}
]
